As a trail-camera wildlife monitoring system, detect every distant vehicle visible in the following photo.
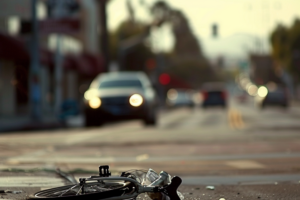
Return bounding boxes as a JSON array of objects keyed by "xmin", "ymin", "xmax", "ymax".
[
  {"xmin": 83, "ymin": 71, "xmax": 158, "ymax": 126},
  {"xmin": 166, "ymin": 89, "xmax": 195, "ymax": 108},
  {"xmin": 255, "ymin": 85, "xmax": 289, "ymax": 109},
  {"xmin": 200, "ymin": 82, "xmax": 227, "ymax": 108}
]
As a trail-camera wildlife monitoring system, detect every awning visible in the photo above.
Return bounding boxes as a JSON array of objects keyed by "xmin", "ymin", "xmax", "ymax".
[
  {"xmin": 0, "ymin": 32, "xmax": 29, "ymax": 61},
  {"xmin": 40, "ymin": 50, "xmax": 105, "ymax": 76},
  {"xmin": 39, "ymin": 18, "xmax": 80, "ymax": 35},
  {"xmin": 64, "ymin": 53, "xmax": 105, "ymax": 76}
]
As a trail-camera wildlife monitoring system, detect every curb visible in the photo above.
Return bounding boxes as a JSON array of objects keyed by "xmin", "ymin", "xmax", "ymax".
[{"xmin": 0, "ymin": 121, "xmax": 65, "ymax": 133}]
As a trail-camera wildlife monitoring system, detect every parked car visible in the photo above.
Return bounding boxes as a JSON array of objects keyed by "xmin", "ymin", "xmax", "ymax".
[
  {"xmin": 83, "ymin": 71, "xmax": 158, "ymax": 126},
  {"xmin": 166, "ymin": 89, "xmax": 195, "ymax": 108},
  {"xmin": 255, "ymin": 85, "xmax": 289, "ymax": 109},
  {"xmin": 200, "ymin": 82, "xmax": 227, "ymax": 108}
]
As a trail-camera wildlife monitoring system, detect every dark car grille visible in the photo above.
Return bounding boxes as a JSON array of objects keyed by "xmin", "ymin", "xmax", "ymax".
[{"xmin": 101, "ymin": 96, "xmax": 129, "ymax": 106}]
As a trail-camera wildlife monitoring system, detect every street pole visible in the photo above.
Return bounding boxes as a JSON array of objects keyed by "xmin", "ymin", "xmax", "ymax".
[
  {"xmin": 98, "ymin": 0, "xmax": 109, "ymax": 72},
  {"xmin": 30, "ymin": 0, "xmax": 41, "ymax": 120},
  {"xmin": 54, "ymin": 35, "xmax": 63, "ymax": 119}
]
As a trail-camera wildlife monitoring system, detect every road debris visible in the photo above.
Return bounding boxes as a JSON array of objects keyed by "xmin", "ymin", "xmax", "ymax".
[
  {"xmin": 206, "ymin": 186, "xmax": 215, "ymax": 190},
  {"xmin": 0, "ymin": 190, "xmax": 22, "ymax": 194}
]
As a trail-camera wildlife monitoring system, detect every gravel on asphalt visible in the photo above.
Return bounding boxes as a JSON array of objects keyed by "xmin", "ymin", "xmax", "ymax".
[{"xmin": 1, "ymin": 184, "xmax": 300, "ymax": 200}]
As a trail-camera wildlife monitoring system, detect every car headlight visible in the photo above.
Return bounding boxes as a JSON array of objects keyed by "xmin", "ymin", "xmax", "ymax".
[
  {"xmin": 89, "ymin": 97, "xmax": 101, "ymax": 109},
  {"xmin": 257, "ymin": 86, "xmax": 268, "ymax": 98},
  {"xmin": 84, "ymin": 89, "xmax": 98, "ymax": 100},
  {"xmin": 129, "ymin": 94, "xmax": 143, "ymax": 107},
  {"xmin": 167, "ymin": 89, "xmax": 178, "ymax": 100}
]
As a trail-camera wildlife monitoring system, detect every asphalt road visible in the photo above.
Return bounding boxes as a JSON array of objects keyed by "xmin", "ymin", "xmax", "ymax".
[{"xmin": 1, "ymin": 97, "xmax": 300, "ymax": 185}]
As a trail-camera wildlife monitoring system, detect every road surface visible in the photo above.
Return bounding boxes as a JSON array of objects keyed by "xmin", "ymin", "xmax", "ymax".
[{"xmin": 0, "ymin": 97, "xmax": 300, "ymax": 184}]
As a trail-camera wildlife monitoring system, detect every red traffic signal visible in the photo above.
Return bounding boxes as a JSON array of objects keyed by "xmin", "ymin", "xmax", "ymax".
[{"xmin": 159, "ymin": 73, "xmax": 170, "ymax": 85}]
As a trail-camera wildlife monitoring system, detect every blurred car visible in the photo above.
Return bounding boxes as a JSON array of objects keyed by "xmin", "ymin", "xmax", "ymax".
[
  {"xmin": 255, "ymin": 85, "xmax": 289, "ymax": 109},
  {"xmin": 83, "ymin": 71, "xmax": 158, "ymax": 126},
  {"xmin": 166, "ymin": 89, "xmax": 195, "ymax": 108},
  {"xmin": 200, "ymin": 82, "xmax": 227, "ymax": 108}
]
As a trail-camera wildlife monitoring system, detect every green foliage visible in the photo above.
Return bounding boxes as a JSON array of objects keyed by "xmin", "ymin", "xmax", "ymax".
[
  {"xmin": 108, "ymin": 0, "xmax": 221, "ymax": 84},
  {"xmin": 150, "ymin": 1, "xmax": 218, "ymax": 86},
  {"xmin": 165, "ymin": 56, "xmax": 221, "ymax": 88},
  {"xmin": 270, "ymin": 18, "xmax": 300, "ymax": 77},
  {"xmin": 109, "ymin": 19, "xmax": 153, "ymax": 71}
]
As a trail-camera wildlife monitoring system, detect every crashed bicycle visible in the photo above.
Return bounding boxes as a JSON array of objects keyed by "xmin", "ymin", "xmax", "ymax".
[{"xmin": 28, "ymin": 165, "xmax": 183, "ymax": 200}]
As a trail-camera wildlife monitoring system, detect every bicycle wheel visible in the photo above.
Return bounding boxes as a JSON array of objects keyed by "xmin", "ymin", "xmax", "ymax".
[{"xmin": 28, "ymin": 181, "xmax": 131, "ymax": 200}]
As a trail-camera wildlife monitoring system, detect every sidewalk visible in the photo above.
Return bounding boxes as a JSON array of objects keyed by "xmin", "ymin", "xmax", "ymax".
[
  {"xmin": 0, "ymin": 115, "xmax": 64, "ymax": 133},
  {"xmin": 0, "ymin": 107, "xmax": 169, "ymax": 133}
]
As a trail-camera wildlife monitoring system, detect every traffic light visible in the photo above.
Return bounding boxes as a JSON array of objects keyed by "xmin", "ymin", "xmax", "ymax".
[
  {"xmin": 159, "ymin": 73, "xmax": 170, "ymax": 85},
  {"xmin": 212, "ymin": 23, "xmax": 218, "ymax": 38}
]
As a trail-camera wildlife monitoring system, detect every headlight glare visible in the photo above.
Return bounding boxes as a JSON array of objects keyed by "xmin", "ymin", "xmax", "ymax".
[
  {"xmin": 89, "ymin": 97, "xmax": 101, "ymax": 109},
  {"xmin": 84, "ymin": 89, "xmax": 98, "ymax": 100},
  {"xmin": 129, "ymin": 94, "xmax": 143, "ymax": 107},
  {"xmin": 257, "ymin": 86, "xmax": 268, "ymax": 98}
]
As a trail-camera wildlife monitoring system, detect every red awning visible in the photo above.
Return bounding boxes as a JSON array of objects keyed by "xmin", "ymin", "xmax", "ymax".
[
  {"xmin": 39, "ymin": 18, "xmax": 80, "ymax": 35},
  {"xmin": 40, "ymin": 50, "xmax": 104, "ymax": 76},
  {"xmin": 64, "ymin": 53, "xmax": 105, "ymax": 76},
  {"xmin": 0, "ymin": 32, "xmax": 29, "ymax": 61}
]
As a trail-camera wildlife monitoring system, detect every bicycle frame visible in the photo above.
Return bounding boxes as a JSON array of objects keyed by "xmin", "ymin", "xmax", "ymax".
[{"xmin": 79, "ymin": 176, "xmax": 158, "ymax": 200}]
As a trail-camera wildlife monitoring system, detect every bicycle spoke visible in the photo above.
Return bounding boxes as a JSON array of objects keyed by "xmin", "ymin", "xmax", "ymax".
[
  {"xmin": 76, "ymin": 185, "xmax": 84, "ymax": 196},
  {"xmin": 57, "ymin": 184, "xmax": 80, "ymax": 197}
]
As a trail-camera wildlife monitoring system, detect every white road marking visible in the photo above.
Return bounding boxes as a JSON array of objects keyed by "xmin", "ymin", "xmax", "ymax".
[
  {"xmin": 136, "ymin": 154, "xmax": 149, "ymax": 161},
  {"xmin": 6, "ymin": 156, "xmax": 115, "ymax": 165},
  {"xmin": 0, "ymin": 177, "xmax": 65, "ymax": 187},
  {"xmin": 225, "ymin": 160, "xmax": 265, "ymax": 169}
]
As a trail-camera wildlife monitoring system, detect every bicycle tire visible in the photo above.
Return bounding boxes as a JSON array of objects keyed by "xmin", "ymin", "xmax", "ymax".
[{"xmin": 28, "ymin": 181, "xmax": 130, "ymax": 200}]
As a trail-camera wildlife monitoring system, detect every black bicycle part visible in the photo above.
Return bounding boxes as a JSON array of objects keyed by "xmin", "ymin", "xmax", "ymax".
[
  {"xmin": 99, "ymin": 165, "xmax": 111, "ymax": 177},
  {"xmin": 28, "ymin": 182, "xmax": 128, "ymax": 200},
  {"xmin": 159, "ymin": 176, "xmax": 182, "ymax": 200}
]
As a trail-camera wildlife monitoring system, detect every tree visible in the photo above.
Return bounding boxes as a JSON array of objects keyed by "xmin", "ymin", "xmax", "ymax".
[
  {"xmin": 108, "ymin": 0, "xmax": 154, "ymax": 71},
  {"xmin": 270, "ymin": 18, "xmax": 300, "ymax": 78},
  {"xmin": 150, "ymin": 1, "xmax": 219, "ymax": 88},
  {"xmin": 270, "ymin": 24, "xmax": 289, "ymax": 67}
]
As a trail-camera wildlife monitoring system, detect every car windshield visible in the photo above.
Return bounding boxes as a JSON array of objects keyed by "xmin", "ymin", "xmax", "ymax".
[{"xmin": 99, "ymin": 79, "xmax": 143, "ymax": 89}]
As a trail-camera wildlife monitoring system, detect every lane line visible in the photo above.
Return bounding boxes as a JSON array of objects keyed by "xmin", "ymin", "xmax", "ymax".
[
  {"xmin": 6, "ymin": 153, "xmax": 300, "ymax": 165},
  {"xmin": 136, "ymin": 154, "xmax": 149, "ymax": 162},
  {"xmin": 228, "ymin": 109, "xmax": 246, "ymax": 130},
  {"xmin": 225, "ymin": 160, "xmax": 265, "ymax": 169}
]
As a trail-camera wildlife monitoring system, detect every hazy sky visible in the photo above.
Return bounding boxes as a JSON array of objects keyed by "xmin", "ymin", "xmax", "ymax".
[{"xmin": 108, "ymin": 0, "xmax": 300, "ymax": 59}]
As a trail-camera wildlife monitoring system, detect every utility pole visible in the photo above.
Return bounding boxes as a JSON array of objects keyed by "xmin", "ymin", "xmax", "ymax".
[
  {"xmin": 54, "ymin": 35, "xmax": 63, "ymax": 118},
  {"xmin": 30, "ymin": 0, "xmax": 41, "ymax": 120},
  {"xmin": 98, "ymin": 0, "xmax": 109, "ymax": 72}
]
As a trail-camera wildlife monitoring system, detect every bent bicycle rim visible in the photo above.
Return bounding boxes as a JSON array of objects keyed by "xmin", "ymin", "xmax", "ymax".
[{"xmin": 28, "ymin": 182, "xmax": 128, "ymax": 200}]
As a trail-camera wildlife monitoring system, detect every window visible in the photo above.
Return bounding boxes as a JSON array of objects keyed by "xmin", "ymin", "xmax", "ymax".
[{"xmin": 99, "ymin": 80, "xmax": 143, "ymax": 88}]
